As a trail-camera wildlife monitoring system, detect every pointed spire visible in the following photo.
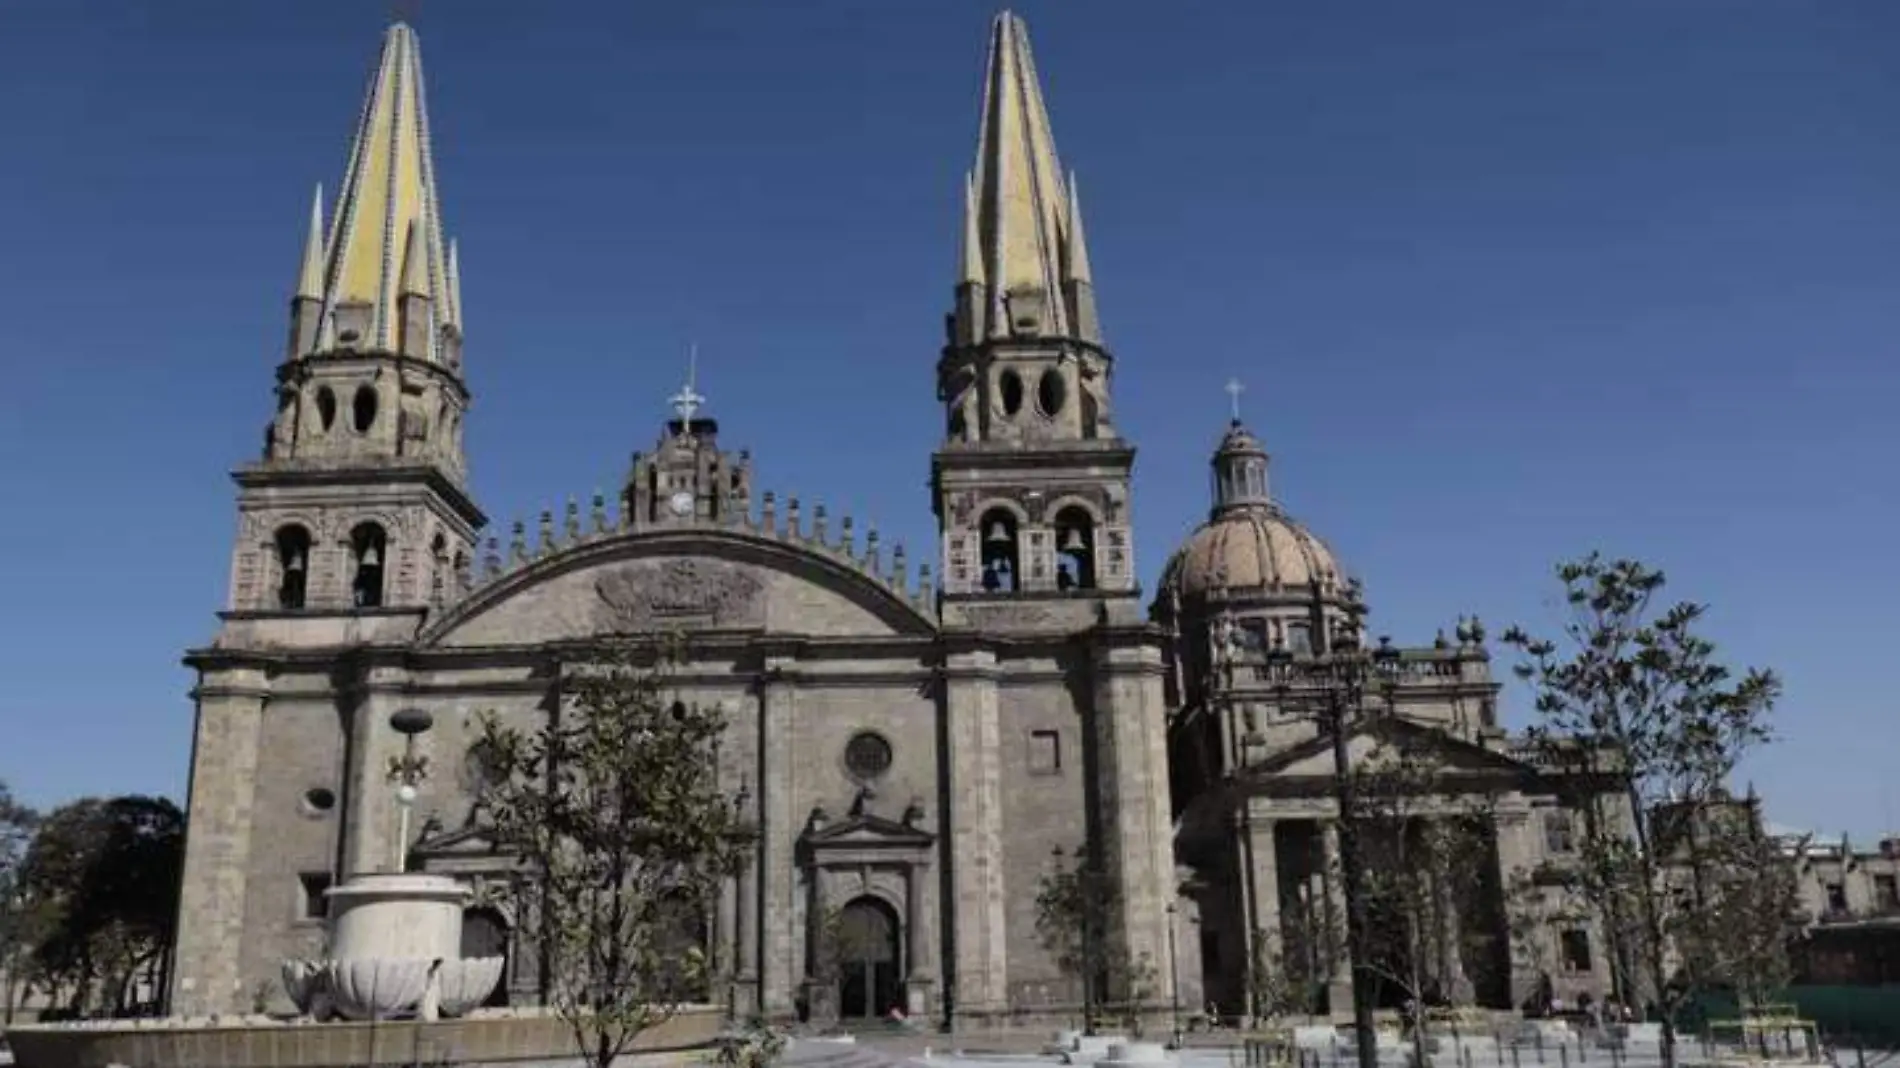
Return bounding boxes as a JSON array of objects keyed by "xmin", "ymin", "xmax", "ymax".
[
  {"xmin": 313, "ymin": 21, "xmax": 454, "ymax": 362},
  {"xmin": 1062, "ymin": 171, "xmax": 1093, "ymax": 285},
  {"xmin": 444, "ymin": 238, "xmax": 463, "ymax": 331},
  {"xmin": 959, "ymin": 172, "xmax": 985, "ymax": 287},
  {"xmin": 399, "ymin": 221, "xmax": 430, "ymax": 298},
  {"xmin": 966, "ymin": 11, "xmax": 1087, "ymax": 341},
  {"xmin": 296, "ymin": 185, "xmax": 326, "ymax": 300}
]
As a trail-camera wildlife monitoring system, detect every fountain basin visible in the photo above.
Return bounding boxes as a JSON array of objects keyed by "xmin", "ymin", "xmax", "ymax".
[{"xmin": 325, "ymin": 873, "xmax": 469, "ymax": 961}]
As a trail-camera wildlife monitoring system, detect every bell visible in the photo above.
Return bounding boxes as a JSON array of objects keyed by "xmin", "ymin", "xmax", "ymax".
[
  {"xmin": 985, "ymin": 521, "xmax": 1012, "ymax": 545},
  {"xmin": 1059, "ymin": 527, "xmax": 1087, "ymax": 553},
  {"xmin": 361, "ymin": 545, "xmax": 381, "ymax": 568},
  {"xmin": 286, "ymin": 552, "xmax": 306, "ymax": 573}
]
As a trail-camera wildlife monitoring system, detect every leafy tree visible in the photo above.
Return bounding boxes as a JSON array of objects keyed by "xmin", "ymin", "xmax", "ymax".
[
  {"xmin": 1666, "ymin": 798, "xmax": 1809, "ymax": 1009},
  {"xmin": 1034, "ymin": 845, "xmax": 1154, "ymax": 1035},
  {"xmin": 1503, "ymin": 554, "xmax": 1780, "ymax": 1068},
  {"xmin": 1350, "ymin": 738, "xmax": 1496, "ymax": 1067},
  {"xmin": 0, "ymin": 783, "xmax": 39, "ymax": 1023},
  {"xmin": 474, "ymin": 639, "xmax": 749, "ymax": 1068},
  {"xmin": 18, "ymin": 795, "xmax": 182, "ymax": 1017}
]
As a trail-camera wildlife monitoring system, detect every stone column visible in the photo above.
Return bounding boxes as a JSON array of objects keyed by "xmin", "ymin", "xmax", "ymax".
[
  {"xmin": 905, "ymin": 860, "xmax": 936, "ymax": 1016},
  {"xmin": 1321, "ymin": 821, "xmax": 1352, "ymax": 1018},
  {"xmin": 943, "ymin": 647, "xmax": 1007, "ymax": 1022},
  {"xmin": 758, "ymin": 665, "xmax": 799, "ymax": 1019},
  {"xmin": 1240, "ymin": 810, "xmax": 1280, "ymax": 1019},
  {"xmin": 735, "ymin": 851, "xmax": 759, "ymax": 1017},
  {"xmin": 167, "ymin": 665, "xmax": 268, "ymax": 1017},
  {"xmin": 1434, "ymin": 821, "xmax": 1475, "ymax": 1005},
  {"xmin": 1493, "ymin": 804, "xmax": 1536, "ymax": 1007}
]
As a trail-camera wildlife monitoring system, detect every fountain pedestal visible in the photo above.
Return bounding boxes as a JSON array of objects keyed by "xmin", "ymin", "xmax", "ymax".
[{"xmin": 326, "ymin": 872, "xmax": 469, "ymax": 960}]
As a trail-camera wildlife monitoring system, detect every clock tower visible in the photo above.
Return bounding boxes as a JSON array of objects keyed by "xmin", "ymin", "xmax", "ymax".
[{"xmin": 622, "ymin": 371, "xmax": 754, "ymax": 528}]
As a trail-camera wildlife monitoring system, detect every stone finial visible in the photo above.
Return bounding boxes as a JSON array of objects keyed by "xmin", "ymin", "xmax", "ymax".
[
  {"xmin": 918, "ymin": 562, "xmax": 935, "ymax": 606},
  {"xmin": 813, "ymin": 504, "xmax": 829, "ymax": 546},
  {"xmin": 591, "ymin": 490, "xmax": 608, "ymax": 533},
  {"xmin": 892, "ymin": 542, "xmax": 907, "ymax": 591},
  {"xmin": 787, "ymin": 496, "xmax": 802, "ymax": 539},
  {"xmin": 484, "ymin": 536, "xmax": 501, "ymax": 576},
  {"xmin": 840, "ymin": 514, "xmax": 855, "ymax": 555},
  {"xmin": 865, "ymin": 524, "xmax": 881, "ymax": 574},
  {"xmin": 509, "ymin": 520, "xmax": 528, "ymax": 563},
  {"xmin": 538, "ymin": 510, "xmax": 555, "ymax": 554},
  {"xmin": 565, "ymin": 497, "xmax": 581, "ymax": 542},
  {"xmin": 762, "ymin": 491, "xmax": 778, "ymax": 535}
]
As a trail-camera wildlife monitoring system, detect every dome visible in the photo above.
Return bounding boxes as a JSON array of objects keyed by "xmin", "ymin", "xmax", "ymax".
[{"xmin": 1161, "ymin": 505, "xmax": 1341, "ymax": 600}]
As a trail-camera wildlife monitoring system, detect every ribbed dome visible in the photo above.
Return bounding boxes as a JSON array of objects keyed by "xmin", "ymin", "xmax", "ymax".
[
  {"xmin": 1161, "ymin": 506, "xmax": 1341, "ymax": 599},
  {"xmin": 1158, "ymin": 415, "xmax": 1343, "ymax": 601}
]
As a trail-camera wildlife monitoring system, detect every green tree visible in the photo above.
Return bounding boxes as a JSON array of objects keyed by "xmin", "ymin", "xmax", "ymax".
[
  {"xmin": 1668, "ymin": 799, "xmax": 1809, "ymax": 1010},
  {"xmin": 474, "ymin": 639, "xmax": 749, "ymax": 1068},
  {"xmin": 0, "ymin": 783, "xmax": 40, "ymax": 1023},
  {"xmin": 1033, "ymin": 845, "xmax": 1157, "ymax": 1036},
  {"xmin": 1350, "ymin": 738, "xmax": 1496, "ymax": 1068},
  {"xmin": 18, "ymin": 795, "xmax": 182, "ymax": 1017},
  {"xmin": 1503, "ymin": 554, "xmax": 1780, "ymax": 1068}
]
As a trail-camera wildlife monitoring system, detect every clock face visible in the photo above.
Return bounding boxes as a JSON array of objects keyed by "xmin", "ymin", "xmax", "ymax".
[{"xmin": 669, "ymin": 491, "xmax": 694, "ymax": 516}]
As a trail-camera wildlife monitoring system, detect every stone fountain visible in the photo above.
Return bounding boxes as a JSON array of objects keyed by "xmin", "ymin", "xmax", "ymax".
[{"xmin": 280, "ymin": 708, "xmax": 504, "ymax": 1022}]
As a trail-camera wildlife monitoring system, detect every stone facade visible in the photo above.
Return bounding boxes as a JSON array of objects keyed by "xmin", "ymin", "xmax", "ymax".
[{"xmin": 168, "ymin": 14, "xmax": 1178, "ymax": 1031}]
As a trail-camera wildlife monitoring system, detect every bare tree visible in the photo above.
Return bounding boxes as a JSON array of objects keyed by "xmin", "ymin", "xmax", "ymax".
[
  {"xmin": 1503, "ymin": 554, "xmax": 1780, "ymax": 1068},
  {"xmin": 475, "ymin": 639, "xmax": 749, "ymax": 1068}
]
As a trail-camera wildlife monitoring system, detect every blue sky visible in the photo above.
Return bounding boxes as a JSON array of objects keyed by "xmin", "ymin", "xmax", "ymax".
[{"xmin": 0, "ymin": 2, "xmax": 1894, "ymax": 836}]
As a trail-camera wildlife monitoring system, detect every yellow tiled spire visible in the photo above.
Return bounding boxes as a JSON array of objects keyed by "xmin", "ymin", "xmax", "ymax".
[
  {"xmin": 967, "ymin": 11, "xmax": 1091, "ymax": 341},
  {"xmin": 310, "ymin": 21, "xmax": 454, "ymax": 362}
]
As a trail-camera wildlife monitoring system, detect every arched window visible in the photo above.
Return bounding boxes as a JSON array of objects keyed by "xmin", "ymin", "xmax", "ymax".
[
  {"xmin": 1053, "ymin": 506, "xmax": 1096, "ymax": 590},
  {"xmin": 978, "ymin": 508, "xmax": 1020, "ymax": 593},
  {"xmin": 275, "ymin": 525, "xmax": 311, "ymax": 610},
  {"xmin": 350, "ymin": 522, "xmax": 388, "ymax": 608},
  {"xmin": 654, "ymin": 891, "xmax": 709, "ymax": 1002}
]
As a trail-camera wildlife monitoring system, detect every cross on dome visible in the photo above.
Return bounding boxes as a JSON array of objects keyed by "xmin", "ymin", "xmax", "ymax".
[
  {"xmin": 1224, "ymin": 378, "xmax": 1245, "ymax": 422},
  {"xmin": 669, "ymin": 344, "xmax": 706, "ymax": 427}
]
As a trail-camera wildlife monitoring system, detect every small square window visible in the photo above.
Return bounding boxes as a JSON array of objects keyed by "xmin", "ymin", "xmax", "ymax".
[
  {"xmin": 299, "ymin": 872, "xmax": 333, "ymax": 921},
  {"xmin": 1543, "ymin": 811, "xmax": 1575, "ymax": 855},
  {"xmin": 1029, "ymin": 730, "xmax": 1061, "ymax": 775},
  {"xmin": 1560, "ymin": 928, "xmax": 1592, "ymax": 973}
]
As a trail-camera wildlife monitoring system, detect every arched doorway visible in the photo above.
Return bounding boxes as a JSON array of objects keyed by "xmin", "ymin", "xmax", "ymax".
[
  {"xmin": 462, "ymin": 907, "xmax": 511, "ymax": 1007},
  {"xmin": 835, "ymin": 897, "xmax": 901, "ymax": 1020}
]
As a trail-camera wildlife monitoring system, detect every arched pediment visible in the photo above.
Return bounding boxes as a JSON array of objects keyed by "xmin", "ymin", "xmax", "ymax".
[{"xmin": 419, "ymin": 528, "xmax": 937, "ymax": 647}]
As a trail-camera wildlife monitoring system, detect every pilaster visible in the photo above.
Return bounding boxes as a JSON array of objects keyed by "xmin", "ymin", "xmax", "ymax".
[
  {"xmin": 1239, "ymin": 808, "xmax": 1280, "ymax": 1018},
  {"xmin": 338, "ymin": 666, "xmax": 412, "ymax": 877},
  {"xmin": 757, "ymin": 665, "xmax": 798, "ymax": 1019},
  {"xmin": 1321, "ymin": 821, "xmax": 1351, "ymax": 1016},
  {"xmin": 943, "ymin": 648, "xmax": 1007, "ymax": 1019},
  {"xmin": 1090, "ymin": 639, "xmax": 1174, "ymax": 999},
  {"xmin": 168, "ymin": 666, "xmax": 268, "ymax": 1017}
]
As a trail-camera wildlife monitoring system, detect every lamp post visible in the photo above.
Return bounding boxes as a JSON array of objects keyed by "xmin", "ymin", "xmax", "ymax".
[
  {"xmin": 1260, "ymin": 580, "xmax": 1400, "ymax": 1068},
  {"xmin": 387, "ymin": 708, "xmax": 434, "ymax": 873},
  {"xmin": 1165, "ymin": 901, "xmax": 1182, "ymax": 1049}
]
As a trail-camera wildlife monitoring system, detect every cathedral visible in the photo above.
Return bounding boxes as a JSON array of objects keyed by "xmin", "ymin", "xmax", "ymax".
[{"xmin": 169, "ymin": 12, "xmax": 1616, "ymax": 1028}]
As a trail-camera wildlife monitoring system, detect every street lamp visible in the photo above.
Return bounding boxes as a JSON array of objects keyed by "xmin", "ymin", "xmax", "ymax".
[
  {"xmin": 387, "ymin": 708, "xmax": 434, "ymax": 873},
  {"xmin": 1261, "ymin": 580, "xmax": 1401, "ymax": 1068},
  {"xmin": 1164, "ymin": 902, "xmax": 1182, "ymax": 1049}
]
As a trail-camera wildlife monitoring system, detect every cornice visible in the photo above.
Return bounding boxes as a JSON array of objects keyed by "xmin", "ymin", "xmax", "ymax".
[{"xmin": 231, "ymin": 460, "xmax": 485, "ymax": 528}]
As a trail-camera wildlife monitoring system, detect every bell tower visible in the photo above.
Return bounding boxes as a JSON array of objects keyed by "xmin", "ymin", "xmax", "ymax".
[
  {"xmin": 227, "ymin": 20, "xmax": 483, "ymax": 619},
  {"xmin": 932, "ymin": 12, "xmax": 1136, "ymax": 603}
]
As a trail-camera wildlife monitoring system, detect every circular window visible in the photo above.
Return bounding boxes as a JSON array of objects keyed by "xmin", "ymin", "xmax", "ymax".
[
  {"xmin": 352, "ymin": 385, "xmax": 378, "ymax": 433},
  {"xmin": 316, "ymin": 387, "xmax": 338, "ymax": 431},
  {"xmin": 999, "ymin": 370, "xmax": 1025, "ymax": 416},
  {"xmin": 844, "ymin": 731, "xmax": 893, "ymax": 782},
  {"xmin": 302, "ymin": 786, "xmax": 337, "ymax": 815},
  {"xmin": 1037, "ymin": 368, "xmax": 1066, "ymax": 416}
]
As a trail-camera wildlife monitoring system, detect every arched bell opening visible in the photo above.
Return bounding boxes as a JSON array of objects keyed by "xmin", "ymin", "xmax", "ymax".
[
  {"xmin": 1053, "ymin": 506, "xmax": 1096, "ymax": 590},
  {"xmin": 979, "ymin": 508, "xmax": 1021, "ymax": 593},
  {"xmin": 274, "ymin": 524, "xmax": 311, "ymax": 609},
  {"xmin": 349, "ymin": 522, "xmax": 388, "ymax": 608},
  {"xmin": 461, "ymin": 906, "xmax": 512, "ymax": 1008},
  {"xmin": 835, "ymin": 896, "xmax": 902, "ymax": 1020}
]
